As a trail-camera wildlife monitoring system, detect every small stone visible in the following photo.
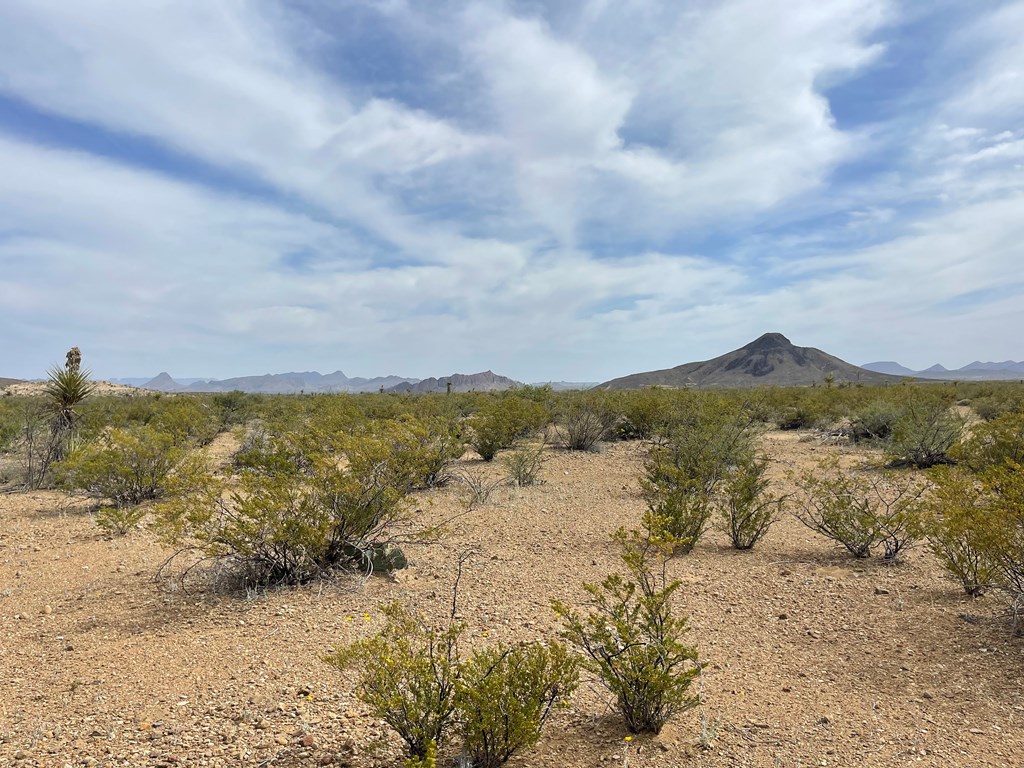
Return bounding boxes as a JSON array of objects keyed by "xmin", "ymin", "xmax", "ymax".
[
  {"xmin": 874, "ymin": 587, "xmax": 889, "ymax": 595},
  {"xmin": 42, "ymin": 605, "xmax": 53, "ymax": 615},
  {"xmin": 778, "ymin": 613, "xmax": 789, "ymax": 620},
  {"xmin": 275, "ymin": 734, "xmax": 290, "ymax": 745},
  {"xmin": 301, "ymin": 734, "xmax": 316, "ymax": 748}
]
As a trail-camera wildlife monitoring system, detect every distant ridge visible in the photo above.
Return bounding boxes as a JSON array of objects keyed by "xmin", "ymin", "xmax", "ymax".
[
  {"xmin": 143, "ymin": 370, "xmax": 417, "ymax": 394},
  {"xmin": 599, "ymin": 333, "xmax": 900, "ymax": 390},
  {"xmin": 386, "ymin": 371, "xmax": 521, "ymax": 394},
  {"xmin": 0, "ymin": 377, "xmax": 26, "ymax": 389},
  {"xmin": 862, "ymin": 359, "xmax": 1024, "ymax": 380}
]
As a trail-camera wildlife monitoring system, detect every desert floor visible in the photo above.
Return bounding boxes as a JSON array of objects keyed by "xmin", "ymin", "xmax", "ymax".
[{"xmin": 1, "ymin": 431, "xmax": 1022, "ymax": 768}]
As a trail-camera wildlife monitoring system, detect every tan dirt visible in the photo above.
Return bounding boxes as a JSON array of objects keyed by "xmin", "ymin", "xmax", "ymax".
[{"xmin": 1, "ymin": 432, "xmax": 1022, "ymax": 767}]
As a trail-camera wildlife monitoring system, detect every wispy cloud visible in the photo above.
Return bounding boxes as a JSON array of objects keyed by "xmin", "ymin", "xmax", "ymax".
[{"xmin": 1, "ymin": 0, "xmax": 1022, "ymax": 379}]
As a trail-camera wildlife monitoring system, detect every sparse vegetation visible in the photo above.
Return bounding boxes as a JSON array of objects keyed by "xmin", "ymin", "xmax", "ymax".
[
  {"xmin": 155, "ymin": 422, "xmax": 431, "ymax": 584},
  {"xmin": 501, "ymin": 439, "xmax": 547, "ymax": 487},
  {"xmin": 795, "ymin": 460, "xmax": 926, "ymax": 560},
  {"xmin": 554, "ymin": 532, "xmax": 700, "ymax": 734}
]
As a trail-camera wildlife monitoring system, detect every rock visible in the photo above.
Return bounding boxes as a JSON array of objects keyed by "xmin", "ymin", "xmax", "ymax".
[{"xmin": 874, "ymin": 587, "xmax": 889, "ymax": 595}]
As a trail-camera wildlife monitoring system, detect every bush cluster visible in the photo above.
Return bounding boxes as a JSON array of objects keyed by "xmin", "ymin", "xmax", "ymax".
[
  {"xmin": 326, "ymin": 602, "xmax": 579, "ymax": 766},
  {"xmin": 641, "ymin": 402, "xmax": 784, "ymax": 552},
  {"xmin": 554, "ymin": 532, "xmax": 700, "ymax": 733},
  {"xmin": 795, "ymin": 460, "xmax": 927, "ymax": 560}
]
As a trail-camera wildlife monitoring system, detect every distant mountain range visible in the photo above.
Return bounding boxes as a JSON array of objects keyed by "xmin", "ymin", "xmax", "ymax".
[
  {"xmin": 599, "ymin": 333, "xmax": 900, "ymax": 390},
  {"xmin": 862, "ymin": 360, "xmax": 1024, "ymax": 380},
  {"xmin": 137, "ymin": 370, "xmax": 524, "ymax": 394}
]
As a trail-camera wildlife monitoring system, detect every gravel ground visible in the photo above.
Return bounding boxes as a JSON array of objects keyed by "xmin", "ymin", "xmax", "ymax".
[{"xmin": 1, "ymin": 431, "xmax": 1022, "ymax": 767}]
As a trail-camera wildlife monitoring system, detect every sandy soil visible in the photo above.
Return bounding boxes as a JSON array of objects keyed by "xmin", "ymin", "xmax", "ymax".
[{"xmin": 1, "ymin": 432, "xmax": 1022, "ymax": 767}]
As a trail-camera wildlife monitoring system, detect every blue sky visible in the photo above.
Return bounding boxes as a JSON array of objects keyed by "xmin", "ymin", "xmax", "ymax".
[{"xmin": 1, "ymin": 0, "xmax": 1022, "ymax": 382}]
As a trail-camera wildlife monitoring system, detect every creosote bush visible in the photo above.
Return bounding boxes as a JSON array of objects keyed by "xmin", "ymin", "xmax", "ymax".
[
  {"xmin": 326, "ymin": 601, "xmax": 578, "ymax": 765},
  {"xmin": 457, "ymin": 641, "xmax": 579, "ymax": 768},
  {"xmin": 554, "ymin": 531, "xmax": 700, "ymax": 734},
  {"xmin": 470, "ymin": 397, "xmax": 548, "ymax": 461},
  {"xmin": 641, "ymin": 403, "xmax": 757, "ymax": 553},
  {"xmin": 501, "ymin": 440, "xmax": 546, "ymax": 487},
  {"xmin": 554, "ymin": 394, "xmax": 616, "ymax": 451},
  {"xmin": 56, "ymin": 425, "xmax": 197, "ymax": 508},
  {"xmin": 887, "ymin": 397, "xmax": 964, "ymax": 468},
  {"xmin": 716, "ymin": 457, "xmax": 787, "ymax": 550},
  {"xmin": 795, "ymin": 460, "xmax": 926, "ymax": 560},
  {"xmin": 325, "ymin": 602, "xmax": 462, "ymax": 759},
  {"xmin": 925, "ymin": 466, "xmax": 999, "ymax": 596},
  {"xmin": 156, "ymin": 422, "xmax": 432, "ymax": 584}
]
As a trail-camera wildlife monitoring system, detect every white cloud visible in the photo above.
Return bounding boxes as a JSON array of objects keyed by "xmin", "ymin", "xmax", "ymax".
[{"xmin": 0, "ymin": 1, "xmax": 1022, "ymax": 380}]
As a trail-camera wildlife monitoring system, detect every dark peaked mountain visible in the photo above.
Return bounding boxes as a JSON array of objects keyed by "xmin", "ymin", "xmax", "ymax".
[
  {"xmin": 386, "ymin": 371, "xmax": 521, "ymax": 393},
  {"xmin": 599, "ymin": 333, "xmax": 900, "ymax": 390}
]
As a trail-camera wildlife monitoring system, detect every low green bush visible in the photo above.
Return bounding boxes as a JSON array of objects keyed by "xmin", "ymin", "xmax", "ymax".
[
  {"xmin": 327, "ymin": 602, "xmax": 578, "ymax": 766},
  {"xmin": 470, "ymin": 397, "xmax": 548, "ymax": 461},
  {"xmin": 457, "ymin": 641, "xmax": 579, "ymax": 768},
  {"xmin": 55, "ymin": 425, "xmax": 197, "ymax": 509},
  {"xmin": 501, "ymin": 440, "xmax": 546, "ymax": 487},
  {"xmin": 795, "ymin": 461, "xmax": 926, "ymax": 560},
  {"xmin": 554, "ymin": 532, "xmax": 700, "ymax": 734},
  {"xmin": 888, "ymin": 397, "xmax": 964, "ymax": 468},
  {"xmin": 925, "ymin": 466, "xmax": 999, "ymax": 596},
  {"xmin": 325, "ymin": 602, "xmax": 462, "ymax": 759},
  {"xmin": 156, "ymin": 422, "xmax": 428, "ymax": 584},
  {"xmin": 716, "ymin": 457, "xmax": 787, "ymax": 550},
  {"xmin": 952, "ymin": 411, "xmax": 1024, "ymax": 473}
]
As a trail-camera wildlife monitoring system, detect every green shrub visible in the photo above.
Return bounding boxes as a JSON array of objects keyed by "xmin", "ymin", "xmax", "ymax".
[
  {"xmin": 457, "ymin": 641, "xmax": 579, "ymax": 768},
  {"xmin": 325, "ymin": 602, "xmax": 462, "ymax": 760},
  {"xmin": 470, "ymin": 397, "xmax": 548, "ymax": 461},
  {"xmin": 95, "ymin": 504, "xmax": 148, "ymax": 536},
  {"xmin": 501, "ymin": 440, "xmax": 546, "ymax": 487},
  {"xmin": 952, "ymin": 411, "xmax": 1024, "ymax": 473},
  {"xmin": 925, "ymin": 466, "xmax": 999, "ymax": 596},
  {"xmin": 327, "ymin": 604, "xmax": 577, "ymax": 765},
  {"xmin": 640, "ymin": 405, "xmax": 756, "ymax": 553},
  {"xmin": 716, "ymin": 457, "xmax": 786, "ymax": 550},
  {"xmin": 615, "ymin": 389, "xmax": 679, "ymax": 441},
  {"xmin": 554, "ymin": 533, "xmax": 700, "ymax": 734},
  {"xmin": 156, "ymin": 423, "xmax": 425, "ymax": 584},
  {"xmin": 849, "ymin": 399, "xmax": 904, "ymax": 442},
  {"xmin": 56, "ymin": 426, "xmax": 195, "ymax": 508},
  {"xmin": 554, "ymin": 394, "xmax": 616, "ymax": 451},
  {"xmin": 888, "ymin": 397, "xmax": 964, "ymax": 468},
  {"xmin": 978, "ymin": 461, "xmax": 1024, "ymax": 631},
  {"xmin": 149, "ymin": 397, "xmax": 220, "ymax": 446},
  {"xmin": 795, "ymin": 461, "xmax": 926, "ymax": 559}
]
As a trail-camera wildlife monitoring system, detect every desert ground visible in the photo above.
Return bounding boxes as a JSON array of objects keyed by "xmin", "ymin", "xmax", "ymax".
[{"xmin": 1, "ymin": 430, "xmax": 1022, "ymax": 768}]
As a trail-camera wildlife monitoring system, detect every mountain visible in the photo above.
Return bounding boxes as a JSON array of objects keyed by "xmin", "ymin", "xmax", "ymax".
[
  {"xmin": 862, "ymin": 361, "xmax": 917, "ymax": 376},
  {"xmin": 961, "ymin": 360, "xmax": 1024, "ymax": 373},
  {"xmin": 0, "ymin": 377, "xmax": 25, "ymax": 389},
  {"xmin": 862, "ymin": 359, "xmax": 1024, "ymax": 381},
  {"xmin": 598, "ymin": 333, "xmax": 900, "ymax": 390},
  {"xmin": 386, "ymin": 371, "xmax": 521, "ymax": 393},
  {"xmin": 143, "ymin": 372, "xmax": 183, "ymax": 391},
  {"xmin": 531, "ymin": 381, "xmax": 600, "ymax": 391},
  {"xmin": 141, "ymin": 371, "xmax": 418, "ymax": 394}
]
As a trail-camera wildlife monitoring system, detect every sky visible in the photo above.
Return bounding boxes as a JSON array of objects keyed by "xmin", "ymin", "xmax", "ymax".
[{"xmin": 1, "ymin": 0, "xmax": 1023, "ymax": 382}]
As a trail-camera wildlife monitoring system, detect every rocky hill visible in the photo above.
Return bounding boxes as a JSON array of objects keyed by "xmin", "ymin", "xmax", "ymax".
[
  {"xmin": 386, "ymin": 371, "xmax": 522, "ymax": 393},
  {"xmin": 599, "ymin": 333, "xmax": 900, "ymax": 390}
]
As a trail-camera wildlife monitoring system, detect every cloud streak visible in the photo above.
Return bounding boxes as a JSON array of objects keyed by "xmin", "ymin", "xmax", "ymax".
[{"xmin": 1, "ymin": 0, "xmax": 1022, "ymax": 380}]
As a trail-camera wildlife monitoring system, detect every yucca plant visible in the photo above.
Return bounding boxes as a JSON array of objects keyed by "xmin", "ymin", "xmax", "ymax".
[{"xmin": 25, "ymin": 349, "xmax": 95, "ymax": 488}]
